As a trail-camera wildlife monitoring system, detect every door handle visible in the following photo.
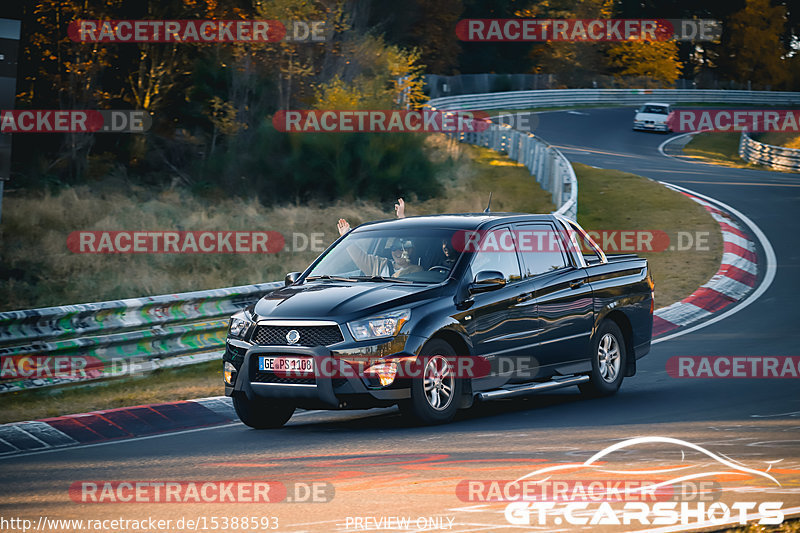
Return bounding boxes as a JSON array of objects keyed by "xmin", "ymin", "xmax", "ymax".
[
  {"xmin": 569, "ymin": 280, "xmax": 585, "ymax": 289},
  {"xmin": 516, "ymin": 292, "xmax": 534, "ymax": 303}
]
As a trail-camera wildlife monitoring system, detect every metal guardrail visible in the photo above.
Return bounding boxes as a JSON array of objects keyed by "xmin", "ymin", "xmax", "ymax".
[
  {"xmin": 739, "ymin": 131, "xmax": 800, "ymax": 172},
  {"xmin": 428, "ymin": 88, "xmax": 800, "ymax": 111},
  {"xmin": 0, "ymin": 282, "xmax": 282, "ymax": 393},
  {"xmin": 427, "ymin": 104, "xmax": 577, "ymax": 220}
]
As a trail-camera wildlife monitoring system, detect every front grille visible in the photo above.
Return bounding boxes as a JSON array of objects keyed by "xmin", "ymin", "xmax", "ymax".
[
  {"xmin": 252, "ymin": 371, "xmax": 316, "ymax": 385},
  {"xmin": 251, "ymin": 325, "xmax": 344, "ymax": 347}
]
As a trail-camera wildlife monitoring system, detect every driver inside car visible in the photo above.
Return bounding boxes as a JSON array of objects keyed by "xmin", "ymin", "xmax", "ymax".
[{"xmin": 337, "ymin": 218, "xmax": 423, "ymax": 278}]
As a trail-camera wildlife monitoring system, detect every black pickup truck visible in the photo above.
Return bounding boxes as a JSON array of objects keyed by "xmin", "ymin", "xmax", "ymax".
[{"xmin": 223, "ymin": 213, "xmax": 654, "ymax": 427}]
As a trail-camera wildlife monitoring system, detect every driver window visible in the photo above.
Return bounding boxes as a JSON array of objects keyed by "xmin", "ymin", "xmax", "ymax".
[{"xmin": 467, "ymin": 228, "xmax": 522, "ymax": 283}]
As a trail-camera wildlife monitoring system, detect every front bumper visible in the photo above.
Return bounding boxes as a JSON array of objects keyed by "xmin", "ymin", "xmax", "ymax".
[
  {"xmin": 223, "ymin": 335, "xmax": 427, "ymax": 409},
  {"xmin": 633, "ymin": 121, "xmax": 670, "ymax": 132}
]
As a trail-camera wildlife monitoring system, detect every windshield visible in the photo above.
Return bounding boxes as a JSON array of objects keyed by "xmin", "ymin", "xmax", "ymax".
[
  {"xmin": 307, "ymin": 228, "xmax": 462, "ymax": 284},
  {"xmin": 640, "ymin": 105, "xmax": 669, "ymax": 114}
]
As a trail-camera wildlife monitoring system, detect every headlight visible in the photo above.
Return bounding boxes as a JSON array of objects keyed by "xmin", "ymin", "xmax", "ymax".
[
  {"xmin": 347, "ymin": 309, "xmax": 410, "ymax": 341},
  {"xmin": 228, "ymin": 317, "xmax": 251, "ymax": 338}
]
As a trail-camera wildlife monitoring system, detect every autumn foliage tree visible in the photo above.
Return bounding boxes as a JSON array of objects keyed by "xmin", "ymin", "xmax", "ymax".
[
  {"xmin": 721, "ymin": 0, "xmax": 789, "ymax": 89},
  {"xmin": 606, "ymin": 40, "xmax": 682, "ymax": 88}
]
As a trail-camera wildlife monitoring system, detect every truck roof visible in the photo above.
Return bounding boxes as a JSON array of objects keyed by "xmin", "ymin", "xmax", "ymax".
[{"xmin": 353, "ymin": 213, "xmax": 557, "ymax": 232}]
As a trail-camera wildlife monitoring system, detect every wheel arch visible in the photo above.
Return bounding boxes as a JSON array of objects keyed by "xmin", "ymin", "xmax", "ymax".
[
  {"xmin": 424, "ymin": 328, "xmax": 474, "ymax": 408},
  {"xmin": 600, "ymin": 310, "xmax": 636, "ymax": 377}
]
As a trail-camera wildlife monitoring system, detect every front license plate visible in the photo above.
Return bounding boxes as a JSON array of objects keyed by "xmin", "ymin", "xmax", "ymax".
[{"xmin": 259, "ymin": 356, "xmax": 314, "ymax": 374}]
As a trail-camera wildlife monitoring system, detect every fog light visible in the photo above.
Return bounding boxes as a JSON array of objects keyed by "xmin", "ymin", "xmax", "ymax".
[
  {"xmin": 224, "ymin": 361, "xmax": 237, "ymax": 385},
  {"xmin": 364, "ymin": 362, "xmax": 397, "ymax": 387}
]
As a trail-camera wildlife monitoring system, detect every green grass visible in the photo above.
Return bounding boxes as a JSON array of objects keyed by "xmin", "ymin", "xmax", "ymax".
[
  {"xmin": 412, "ymin": 143, "xmax": 555, "ymax": 215},
  {"xmin": 682, "ymin": 132, "xmax": 751, "ymax": 167},
  {"xmin": 574, "ymin": 163, "xmax": 722, "ymax": 308},
  {"xmin": 0, "ymin": 361, "xmax": 224, "ymax": 424},
  {"xmin": 0, "ymin": 139, "xmax": 723, "ymax": 423},
  {"xmin": 756, "ymin": 132, "xmax": 800, "ymax": 149},
  {"xmin": 682, "ymin": 131, "xmax": 800, "ymax": 173}
]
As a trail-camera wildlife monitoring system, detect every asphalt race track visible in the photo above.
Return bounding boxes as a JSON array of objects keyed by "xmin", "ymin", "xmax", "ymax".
[{"xmin": 1, "ymin": 108, "xmax": 799, "ymax": 532}]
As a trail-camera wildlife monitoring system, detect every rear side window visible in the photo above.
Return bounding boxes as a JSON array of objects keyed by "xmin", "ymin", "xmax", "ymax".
[
  {"xmin": 515, "ymin": 224, "xmax": 568, "ymax": 277},
  {"xmin": 467, "ymin": 227, "xmax": 522, "ymax": 283}
]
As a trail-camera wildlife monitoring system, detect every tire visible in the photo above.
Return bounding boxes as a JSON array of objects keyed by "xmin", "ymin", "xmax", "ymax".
[
  {"xmin": 399, "ymin": 339, "xmax": 462, "ymax": 425},
  {"xmin": 233, "ymin": 394, "xmax": 295, "ymax": 429},
  {"xmin": 579, "ymin": 321, "xmax": 626, "ymax": 397}
]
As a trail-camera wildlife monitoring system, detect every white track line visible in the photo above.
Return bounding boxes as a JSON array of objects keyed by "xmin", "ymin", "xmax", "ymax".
[
  {"xmin": 657, "ymin": 131, "xmax": 699, "ymax": 158},
  {"xmin": 0, "ymin": 409, "xmax": 326, "ymax": 460},
  {"xmin": 652, "ymin": 183, "xmax": 777, "ymax": 344}
]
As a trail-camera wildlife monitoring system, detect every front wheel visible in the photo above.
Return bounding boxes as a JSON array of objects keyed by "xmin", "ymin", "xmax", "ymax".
[
  {"xmin": 233, "ymin": 394, "xmax": 295, "ymax": 429},
  {"xmin": 400, "ymin": 339, "xmax": 462, "ymax": 425},
  {"xmin": 579, "ymin": 321, "xmax": 626, "ymax": 397}
]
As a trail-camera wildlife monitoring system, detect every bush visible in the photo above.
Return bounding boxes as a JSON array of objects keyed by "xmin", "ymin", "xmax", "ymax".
[{"xmin": 197, "ymin": 121, "xmax": 443, "ymax": 204}]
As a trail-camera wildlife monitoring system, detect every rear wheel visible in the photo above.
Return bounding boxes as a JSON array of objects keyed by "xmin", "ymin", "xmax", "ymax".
[
  {"xmin": 233, "ymin": 395, "xmax": 295, "ymax": 429},
  {"xmin": 579, "ymin": 321, "xmax": 626, "ymax": 397},
  {"xmin": 400, "ymin": 339, "xmax": 462, "ymax": 425}
]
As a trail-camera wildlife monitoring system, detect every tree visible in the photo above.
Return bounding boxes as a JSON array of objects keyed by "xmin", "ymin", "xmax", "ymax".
[
  {"xmin": 312, "ymin": 36, "xmax": 427, "ymax": 110},
  {"xmin": 606, "ymin": 40, "xmax": 682, "ymax": 87},
  {"xmin": 722, "ymin": 0, "xmax": 788, "ymax": 88},
  {"xmin": 255, "ymin": 0, "xmax": 348, "ymax": 110},
  {"xmin": 368, "ymin": 0, "xmax": 463, "ymax": 74},
  {"xmin": 519, "ymin": 0, "xmax": 613, "ymax": 86}
]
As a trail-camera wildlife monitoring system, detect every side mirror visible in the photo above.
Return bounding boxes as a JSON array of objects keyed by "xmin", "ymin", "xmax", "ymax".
[
  {"xmin": 469, "ymin": 270, "xmax": 506, "ymax": 294},
  {"xmin": 285, "ymin": 272, "xmax": 301, "ymax": 286}
]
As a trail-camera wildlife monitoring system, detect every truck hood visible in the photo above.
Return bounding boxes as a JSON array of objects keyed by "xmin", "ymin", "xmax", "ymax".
[{"xmin": 253, "ymin": 281, "xmax": 442, "ymax": 321}]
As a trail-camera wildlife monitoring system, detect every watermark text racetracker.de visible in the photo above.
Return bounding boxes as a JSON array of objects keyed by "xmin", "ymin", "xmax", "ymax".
[
  {"xmin": 69, "ymin": 480, "xmax": 333, "ymax": 504},
  {"xmin": 456, "ymin": 18, "xmax": 721, "ymax": 42},
  {"xmin": 667, "ymin": 356, "xmax": 800, "ymax": 378},
  {"xmin": 68, "ymin": 231, "xmax": 285, "ymax": 254},
  {"xmin": 0, "ymin": 356, "xmax": 179, "ymax": 390},
  {"xmin": 669, "ymin": 109, "xmax": 800, "ymax": 132},
  {"xmin": 272, "ymin": 110, "xmax": 490, "ymax": 133},
  {"xmin": 457, "ymin": 479, "xmax": 722, "ymax": 503},
  {"xmin": 67, "ymin": 231, "xmax": 328, "ymax": 253},
  {"xmin": 452, "ymin": 228, "xmax": 711, "ymax": 254},
  {"xmin": 0, "ymin": 110, "xmax": 151, "ymax": 133},
  {"xmin": 68, "ymin": 19, "xmax": 329, "ymax": 43}
]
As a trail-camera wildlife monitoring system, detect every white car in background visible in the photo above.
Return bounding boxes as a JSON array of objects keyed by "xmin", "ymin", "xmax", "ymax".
[{"xmin": 633, "ymin": 102, "xmax": 672, "ymax": 132}]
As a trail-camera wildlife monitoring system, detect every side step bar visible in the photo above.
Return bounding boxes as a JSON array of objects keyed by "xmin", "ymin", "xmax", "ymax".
[{"xmin": 475, "ymin": 374, "xmax": 590, "ymax": 401}]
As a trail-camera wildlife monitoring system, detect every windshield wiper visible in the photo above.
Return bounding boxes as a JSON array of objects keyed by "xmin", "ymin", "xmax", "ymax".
[
  {"xmin": 352, "ymin": 276, "xmax": 414, "ymax": 284},
  {"xmin": 305, "ymin": 275, "xmax": 358, "ymax": 282}
]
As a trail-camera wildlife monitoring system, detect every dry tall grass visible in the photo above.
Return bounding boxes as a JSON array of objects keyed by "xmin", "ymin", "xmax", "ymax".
[{"xmin": 0, "ymin": 137, "xmax": 554, "ymax": 311}]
